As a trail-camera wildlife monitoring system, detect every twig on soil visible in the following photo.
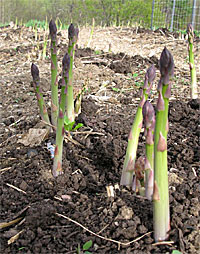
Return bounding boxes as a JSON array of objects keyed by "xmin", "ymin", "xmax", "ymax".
[
  {"xmin": 152, "ymin": 241, "xmax": 174, "ymax": 246},
  {"xmin": 0, "ymin": 167, "xmax": 12, "ymax": 174},
  {"xmin": 41, "ymin": 120, "xmax": 56, "ymax": 130},
  {"xmin": 0, "ymin": 217, "xmax": 23, "ymax": 229},
  {"xmin": 77, "ymin": 154, "xmax": 92, "ymax": 162},
  {"xmin": 6, "ymin": 183, "xmax": 27, "ymax": 194},
  {"xmin": 72, "ymin": 130, "xmax": 104, "ymax": 136},
  {"xmin": 55, "ymin": 213, "xmax": 152, "ymax": 247},
  {"xmin": 8, "ymin": 230, "xmax": 24, "ymax": 245},
  {"xmin": 64, "ymin": 135, "xmax": 85, "ymax": 148}
]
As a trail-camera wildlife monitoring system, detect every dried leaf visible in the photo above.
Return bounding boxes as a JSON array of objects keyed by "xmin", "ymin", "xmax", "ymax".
[{"xmin": 18, "ymin": 128, "xmax": 49, "ymax": 146}]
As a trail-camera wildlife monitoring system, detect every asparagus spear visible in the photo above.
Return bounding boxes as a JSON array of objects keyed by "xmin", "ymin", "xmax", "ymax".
[
  {"xmin": 153, "ymin": 47, "xmax": 174, "ymax": 242},
  {"xmin": 52, "ymin": 53, "xmax": 70, "ymax": 177},
  {"xmin": 66, "ymin": 24, "xmax": 79, "ymax": 123},
  {"xmin": 49, "ymin": 19, "xmax": 59, "ymax": 126},
  {"xmin": 120, "ymin": 65, "xmax": 156, "ymax": 186},
  {"xmin": 187, "ymin": 24, "xmax": 198, "ymax": 99},
  {"xmin": 142, "ymin": 100, "xmax": 155, "ymax": 200},
  {"xmin": 31, "ymin": 63, "xmax": 50, "ymax": 128}
]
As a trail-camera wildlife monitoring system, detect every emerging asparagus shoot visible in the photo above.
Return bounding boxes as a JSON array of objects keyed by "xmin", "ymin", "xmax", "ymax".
[
  {"xmin": 66, "ymin": 24, "xmax": 79, "ymax": 123},
  {"xmin": 52, "ymin": 53, "xmax": 70, "ymax": 177},
  {"xmin": 31, "ymin": 63, "xmax": 51, "ymax": 128},
  {"xmin": 187, "ymin": 24, "xmax": 198, "ymax": 99},
  {"xmin": 142, "ymin": 100, "xmax": 155, "ymax": 200},
  {"xmin": 153, "ymin": 47, "xmax": 174, "ymax": 242},
  {"xmin": 49, "ymin": 19, "xmax": 59, "ymax": 126},
  {"xmin": 120, "ymin": 65, "xmax": 156, "ymax": 186}
]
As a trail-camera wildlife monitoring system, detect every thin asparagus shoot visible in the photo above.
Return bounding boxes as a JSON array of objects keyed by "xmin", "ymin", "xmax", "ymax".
[
  {"xmin": 187, "ymin": 24, "xmax": 198, "ymax": 99},
  {"xmin": 49, "ymin": 19, "xmax": 59, "ymax": 126},
  {"xmin": 142, "ymin": 100, "xmax": 155, "ymax": 200},
  {"xmin": 120, "ymin": 65, "xmax": 156, "ymax": 186},
  {"xmin": 66, "ymin": 24, "xmax": 79, "ymax": 123},
  {"xmin": 153, "ymin": 47, "xmax": 174, "ymax": 242},
  {"xmin": 31, "ymin": 63, "xmax": 51, "ymax": 128},
  {"xmin": 52, "ymin": 53, "xmax": 70, "ymax": 177}
]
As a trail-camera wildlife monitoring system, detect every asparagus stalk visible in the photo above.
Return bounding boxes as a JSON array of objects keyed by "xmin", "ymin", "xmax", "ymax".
[
  {"xmin": 153, "ymin": 47, "xmax": 174, "ymax": 242},
  {"xmin": 142, "ymin": 100, "xmax": 155, "ymax": 200},
  {"xmin": 52, "ymin": 53, "xmax": 70, "ymax": 177},
  {"xmin": 66, "ymin": 24, "xmax": 79, "ymax": 123},
  {"xmin": 31, "ymin": 63, "xmax": 51, "ymax": 128},
  {"xmin": 120, "ymin": 65, "xmax": 156, "ymax": 186},
  {"xmin": 187, "ymin": 24, "xmax": 198, "ymax": 99},
  {"xmin": 49, "ymin": 19, "xmax": 59, "ymax": 126}
]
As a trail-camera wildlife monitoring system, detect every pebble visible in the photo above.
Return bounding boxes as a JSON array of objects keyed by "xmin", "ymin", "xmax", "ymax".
[{"xmin": 27, "ymin": 148, "xmax": 38, "ymax": 158}]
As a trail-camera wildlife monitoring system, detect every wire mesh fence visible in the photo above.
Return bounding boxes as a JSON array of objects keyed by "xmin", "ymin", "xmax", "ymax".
[{"xmin": 151, "ymin": 0, "xmax": 200, "ymax": 32}]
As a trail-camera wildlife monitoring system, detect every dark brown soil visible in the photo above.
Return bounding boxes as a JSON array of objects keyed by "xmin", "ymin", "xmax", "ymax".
[{"xmin": 0, "ymin": 26, "xmax": 200, "ymax": 254}]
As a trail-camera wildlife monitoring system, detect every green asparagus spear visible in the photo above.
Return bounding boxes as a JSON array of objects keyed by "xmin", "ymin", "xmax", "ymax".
[
  {"xmin": 187, "ymin": 24, "xmax": 198, "ymax": 99},
  {"xmin": 31, "ymin": 63, "xmax": 50, "ymax": 128},
  {"xmin": 120, "ymin": 65, "xmax": 156, "ymax": 186},
  {"xmin": 153, "ymin": 47, "xmax": 174, "ymax": 242},
  {"xmin": 66, "ymin": 24, "xmax": 79, "ymax": 123},
  {"xmin": 49, "ymin": 19, "xmax": 59, "ymax": 126},
  {"xmin": 142, "ymin": 100, "xmax": 155, "ymax": 200},
  {"xmin": 52, "ymin": 53, "xmax": 70, "ymax": 177}
]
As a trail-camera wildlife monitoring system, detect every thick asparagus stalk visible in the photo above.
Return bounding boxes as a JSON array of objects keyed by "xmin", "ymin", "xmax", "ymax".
[
  {"xmin": 187, "ymin": 24, "xmax": 198, "ymax": 99},
  {"xmin": 52, "ymin": 53, "xmax": 70, "ymax": 177},
  {"xmin": 120, "ymin": 65, "xmax": 156, "ymax": 186},
  {"xmin": 31, "ymin": 63, "xmax": 51, "ymax": 127},
  {"xmin": 66, "ymin": 24, "xmax": 79, "ymax": 123},
  {"xmin": 49, "ymin": 19, "xmax": 59, "ymax": 126},
  {"xmin": 153, "ymin": 47, "xmax": 174, "ymax": 242},
  {"xmin": 142, "ymin": 100, "xmax": 155, "ymax": 200}
]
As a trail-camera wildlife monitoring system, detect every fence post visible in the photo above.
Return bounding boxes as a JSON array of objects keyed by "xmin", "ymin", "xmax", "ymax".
[
  {"xmin": 151, "ymin": 0, "xmax": 155, "ymax": 30},
  {"xmin": 191, "ymin": 0, "xmax": 196, "ymax": 28},
  {"xmin": 170, "ymin": 0, "xmax": 176, "ymax": 32}
]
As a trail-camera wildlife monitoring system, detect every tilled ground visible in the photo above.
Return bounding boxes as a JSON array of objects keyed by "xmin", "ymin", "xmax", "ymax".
[{"xmin": 0, "ymin": 25, "xmax": 199, "ymax": 254}]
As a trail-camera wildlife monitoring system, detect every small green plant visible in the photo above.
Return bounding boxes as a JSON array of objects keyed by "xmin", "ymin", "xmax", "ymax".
[
  {"xmin": 77, "ymin": 240, "xmax": 93, "ymax": 254},
  {"xmin": 64, "ymin": 116, "xmax": 83, "ymax": 132},
  {"xmin": 94, "ymin": 50, "xmax": 101, "ymax": 55},
  {"xmin": 172, "ymin": 250, "xmax": 182, "ymax": 254},
  {"xmin": 112, "ymin": 87, "xmax": 121, "ymax": 93}
]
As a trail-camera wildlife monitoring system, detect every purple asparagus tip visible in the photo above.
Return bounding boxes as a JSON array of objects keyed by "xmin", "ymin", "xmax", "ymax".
[
  {"xmin": 160, "ymin": 47, "xmax": 174, "ymax": 84},
  {"xmin": 49, "ymin": 19, "xmax": 57, "ymax": 40},
  {"xmin": 144, "ymin": 65, "xmax": 156, "ymax": 91},
  {"xmin": 68, "ymin": 23, "xmax": 75, "ymax": 39},
  {"xmin": 62, "ymin": 53, "xmax": 70, "ymax": 77},
  {"xmin": 31, "ymin": 63, "xmax": 39, "ymax": 81},
  {"xmin": 142, "ymin": 101, "xmax": 155, "ymax": 130},
  {"xmin": 187, "ymin": 23, "xmax": 193, "ymax": 34}
]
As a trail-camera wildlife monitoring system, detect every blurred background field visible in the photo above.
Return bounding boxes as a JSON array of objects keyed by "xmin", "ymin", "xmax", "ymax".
[{"xmin": 0, "ymin": 0, "xmax": 200, "ymax": 34}]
